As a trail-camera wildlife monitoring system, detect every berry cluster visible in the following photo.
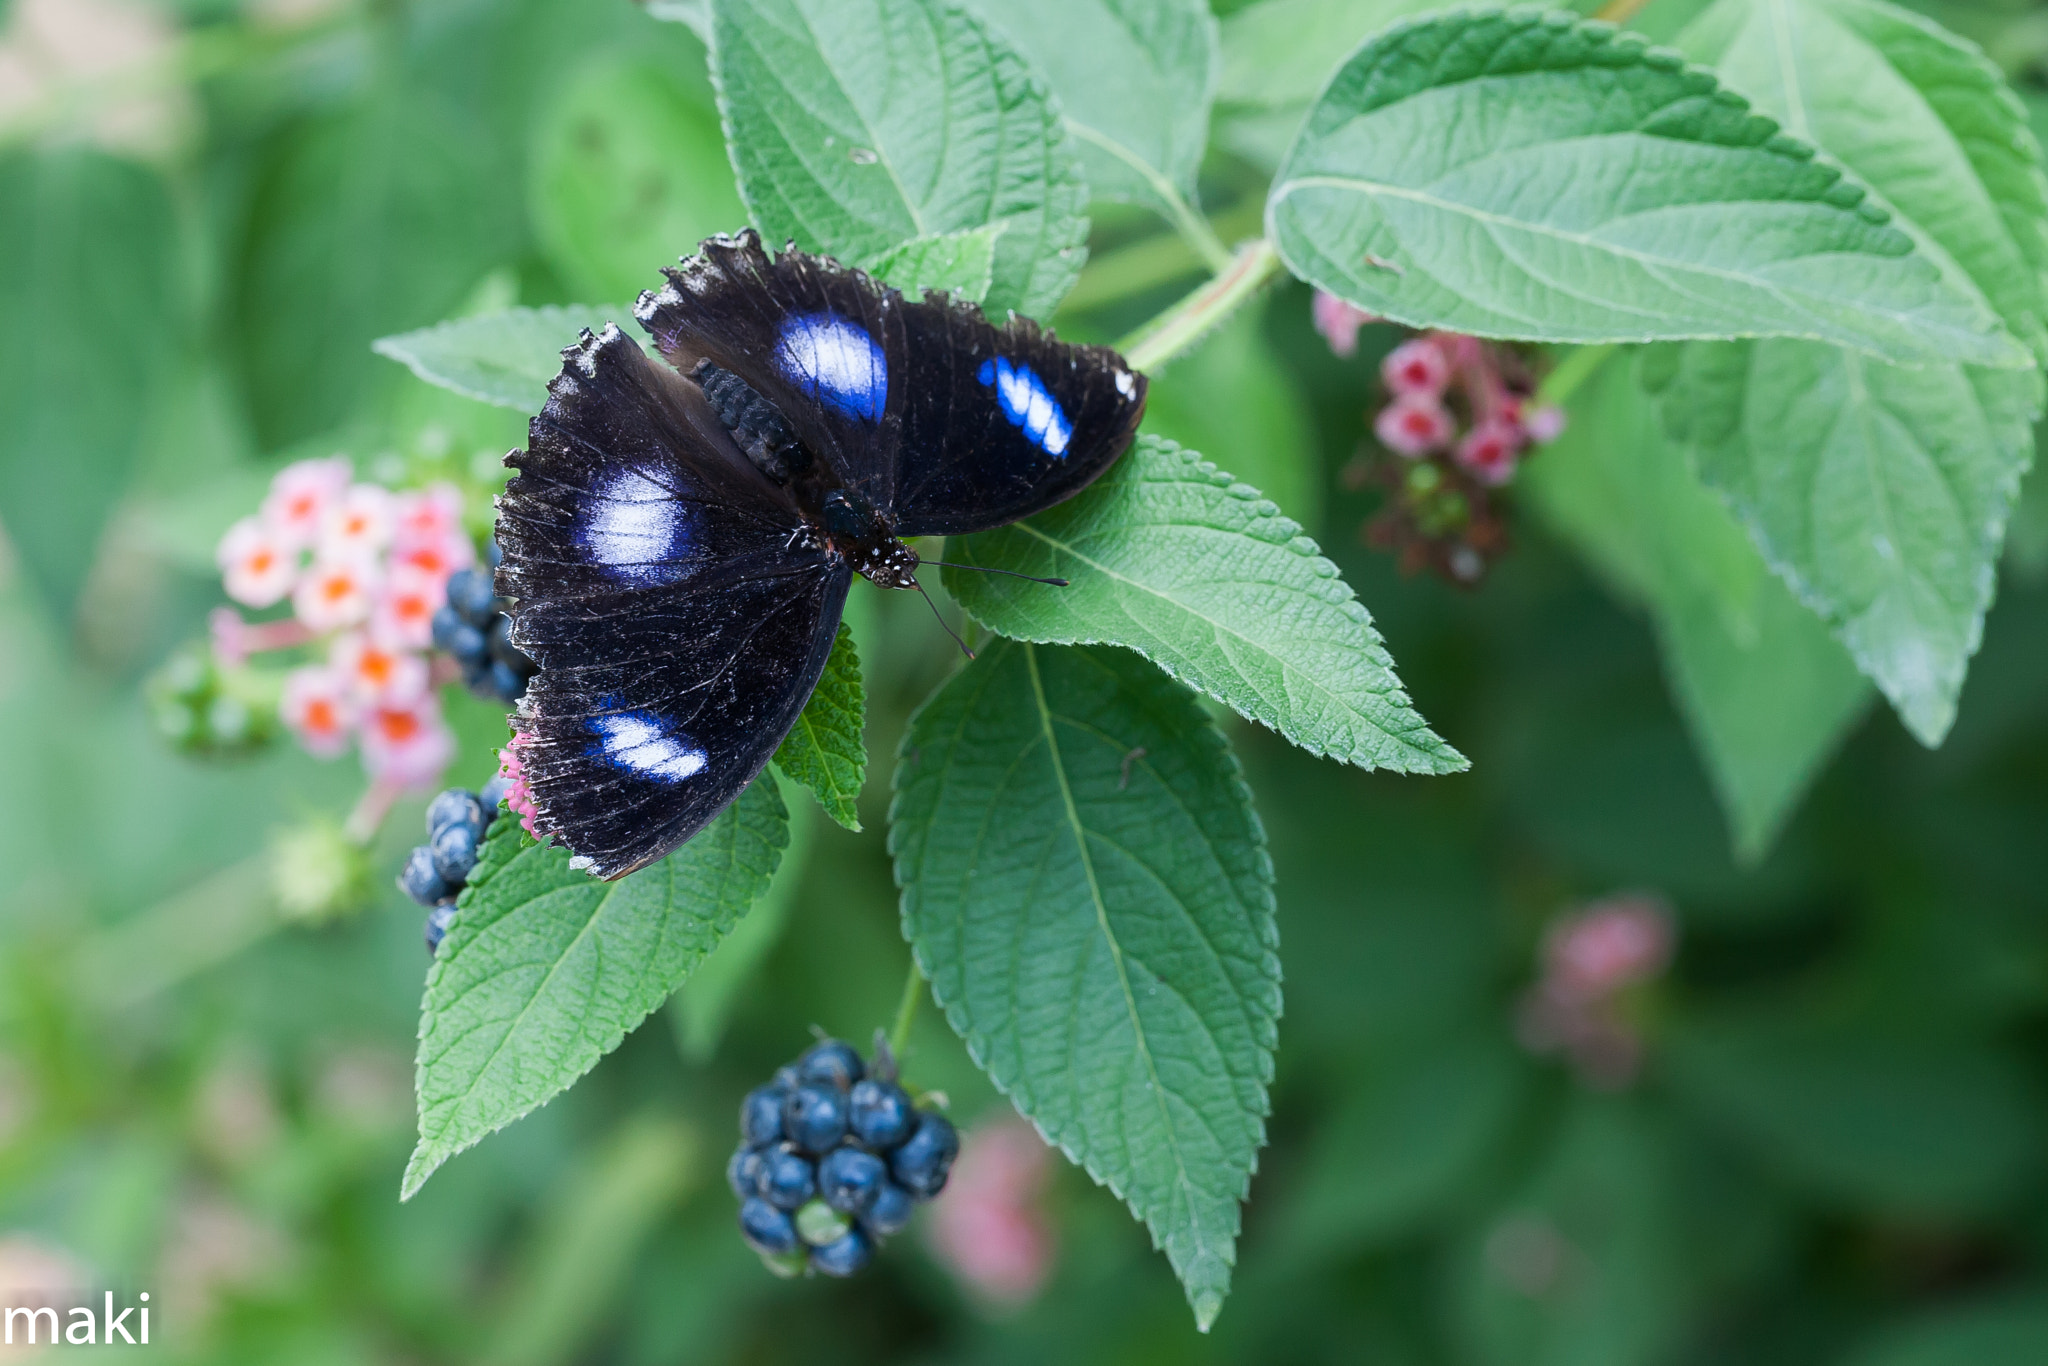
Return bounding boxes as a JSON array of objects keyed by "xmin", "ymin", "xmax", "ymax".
[
  {"xmin": 431, "ymin": 542, "xmax": 535, "ymax": 705},
  {"xmin": 146, "ymin": 647, "xmax": 275, "ymax": 758},
  {"xmin": 731, "ymin": 1037, "xmax": 957, "ymax": 1278},
  {"xmin": 398, "ymin": 776, "xmax": 512, "ymax": 952}
]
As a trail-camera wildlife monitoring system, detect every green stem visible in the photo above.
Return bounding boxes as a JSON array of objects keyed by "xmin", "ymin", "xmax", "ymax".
[
  {"xmin": 1537, "ymin": 343, "xmax": 1618, "ymax": 408},
  {"xmin": 1118, "ymin": 238, "xmax": 1287, "ymax": 373},
  {"xmin": 888, "ymin": 958, "xmax": 924, "ymax": 1059}
]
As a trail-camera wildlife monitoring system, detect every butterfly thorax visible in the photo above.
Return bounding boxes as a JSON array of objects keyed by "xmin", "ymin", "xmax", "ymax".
[{"xmin": 819, "ymin": 489, "xmax": 919, "ymax": 590}]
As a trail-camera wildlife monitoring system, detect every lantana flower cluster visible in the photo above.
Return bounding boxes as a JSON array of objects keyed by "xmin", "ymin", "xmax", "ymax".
[
  {"xmin": 213, "ymin": 457, "xmax": 470, "ymax": 789},
  {"xmin": 1516, "ymin": 893, "xmax": 1676, "ymax": 1089}
]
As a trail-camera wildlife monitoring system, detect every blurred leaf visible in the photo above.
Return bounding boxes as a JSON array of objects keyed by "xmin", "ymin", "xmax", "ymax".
[
  {"xmin": 372, "ymin": 305, "xmax": 629, "ymax": 412},
  {"xmin": 893, "ymin": 640, "xmax": 1278, "ymax": 1330},
  {"xmin": 1140, "ymin": 302, "xmax": 1323, "ymax": 533},
  {"xmin": 236, "ymin": 87, "xmax": 522, "ymax": 448},
  {"xmin": 1267, "ymin": 10, "xmax": 2028, "ymax": 367},
  {"xmin": 944, "ymin": 436, "xmax": 1465, "ymax": 774},
  {"xmin": 861, "ymin": 224, "xmax": 1002, "ymax": 303},
  {"xmin": 1524, "ymin": 353, "xmax": 1871, "ymax": 860},
  {"xmin": 405, "ymin": 775, "xmax": 788, "ymax": 1199},
  {"xmin": 2008, "ymin": 425, "xmax": 2048, "ymax": 581},
  {"xmin": 711, "ymin": 0, "xmax": 1089, "ymax": 319},
  {"xmin": 1664, "ymin": 1017, "xmax": 2047, "ymax": 1213},
  {"xmin": 486, "ymin": 1115, "xmax": 698, "ymax": 1366},
  {"xmin": 0, "ymin": 148, "xmax": 178, "ymax": 620},
  {"xmin": 1217, "ymin": 0, "xmax": 1450, "ymax": 108},
  {"xmin": 1844, "ymin": 1297, "xmax": 2048, "ymax": 1366},
  {"xmin": 644, "ymin": 0, "xmax": 708, "ymax": 35},
  {"xmin": 1653, "ymin": 0, "xmax": 2048, "ymax": 746},
  {"xmin": 772, "ymin": 621, "xmax": 867, "ymax": 831},
  {"xmin": 961, "ymin": 0, "xmax": 1218, "ymax": 216},
  {"xmin": 1449, "ymin": 1096, "xmax": 1691, "ymax": 1366},
  {"xmin": 529, "ymin": 54, "xmax": 747, "ymax": 304}
]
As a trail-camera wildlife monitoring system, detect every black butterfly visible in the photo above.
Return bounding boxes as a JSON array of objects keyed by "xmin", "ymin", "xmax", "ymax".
[{"xmin": 495, "ymin": 231, "xmax": 1147, "ymax": 879}]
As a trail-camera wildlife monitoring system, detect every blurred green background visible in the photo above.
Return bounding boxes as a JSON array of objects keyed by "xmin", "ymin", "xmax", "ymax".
[{"xmin": 3, "ymin": 0, "xmax": 2048, "ymax": 1362}]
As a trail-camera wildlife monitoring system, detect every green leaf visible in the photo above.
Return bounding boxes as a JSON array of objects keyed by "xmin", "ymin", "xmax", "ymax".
[
  {"xmin": 1843, "ymin": 1298, "xmax": 2048, "ymax": 1366},
  {"xmin": 0, "ymin": 148, "xmax": 178, "ymax": 620},
  {"xmin": 1265, "ymin": 8, "xmax": 2029, "ymax": 368},
  {"xmin": 961, "ymin": 0, "xmax": 1218, "ymax": 217},
  {"xmin": 1218, "ymin": 0, "xmax": 1451, "ymax": 109},
  {"xmin": 1648, "ymin": 0, "xmax": 2048, "ymax": 745},
  {"xmin": 644, "ymin": 0, "xmax": 708, "ymax": 37},
  {"xmin": 859, "ymin": 224, "xmax": 1002, "ymax": 303},
  {"xmin": 710, "ymin": 0, "xmax": 1089, "ymax": 319},
  {"xmin": 771, "ymin": 621, "xmax": 867, "ymax": 831},
  {"xmin": 529, "ymin": 54, "xmax": 747, "ymax": 303},
  {"xmin": 404, "ymin": 775, "xmax": 788, "ymax": 1198},
  {"xmin": 892, "ymin": 640, "xmax": 1278, "ymax": 1330},
  {"xmin": 1523, "ymin": 351, "xmax": 1871, "ymax": 859},
  {"xmin": 942, "ymin": 436, "xmax": 1465, "ymax": 775},
  {"xmin": 373, "ymin": 305, "xmax": 630, "ymax": 411}
]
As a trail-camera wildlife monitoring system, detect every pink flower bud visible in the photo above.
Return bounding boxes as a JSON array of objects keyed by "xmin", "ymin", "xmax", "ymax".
[
  {"xmin": 1380, "ymin": 338, "xmax": 1451, "ymax": 397},
  {"xmin": 500, "ymin": 739, "xmax": 541, "ymax": 839},
  {"xmin": 1311, "ymin": 289, "xmax": 1376, "ymax": 359},
  {"xmin": 1454, "ymin": 417, "xmax": 1523, "ymax": 486},
  {"xmin": 292, "ymin": 556, "xmax": 381, "ymax": 633},
  {"xmin": 216, "ymin": 515, "xmax": 297, "ymax": 608},
  {"xmin": 1522, "ymin": 404, "xmax": 1566, "ymax": 444},
  {"xmin": 261, "ymin": 456, "xmax": 352, "ymax": 550},
  {"xmin": 926, "ymin": 1117, "xmax": 1055, "ymax": 1311},
  {"xmin": 1545, "ymin": 895, "xmax": 1674, "ymax": 999},
  {"xmin": 1374, "ymin": 395, "xmax": 1454, "ymax": 457},
  {"xmin": 281, "ymin": 666, "xmax": 357, "ymax": 758}
]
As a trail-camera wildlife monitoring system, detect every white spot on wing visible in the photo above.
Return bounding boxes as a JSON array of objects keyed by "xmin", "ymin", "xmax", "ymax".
[
  {"xmin": 775, "ymin": 313, "xmax": 887, "ymax": 421},
  {"xmin": 590, "ymin": 712, "xmax": 707, "ymax": 782},
  {"xmin": 581, "ymin": 469, "xmax": 685, "ymax": 581},
  {"xmin": 1114, "ymin": 369, "xmax": 1136, "ymax": 399}
]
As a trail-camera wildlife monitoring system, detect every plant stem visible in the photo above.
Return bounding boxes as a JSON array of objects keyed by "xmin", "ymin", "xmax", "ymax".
[
  {"xmin": 888, "ymin": 958, "xmax": 925, "ymax": 1059},
  {"xmin": 1537, "ymin": 343, "xmax": 1618, "ymax": 408},
  {"xmin": 1119, "ymin": 238, "xmax": 1287, "ymax": 373}
]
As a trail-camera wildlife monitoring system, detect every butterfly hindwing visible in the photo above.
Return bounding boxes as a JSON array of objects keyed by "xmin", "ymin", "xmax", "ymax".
[{"xmin": 499, "ymin": 324, "xmax": 851, "ymax": 879}]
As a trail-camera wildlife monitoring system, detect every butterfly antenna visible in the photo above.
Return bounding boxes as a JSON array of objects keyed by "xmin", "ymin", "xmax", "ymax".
[
  {"xmin": 922, "ymin": 560, "xmax": 1069, "ymax": 587},
  {"xmin": 912, "ymin": 577, "xmax": 975, "ymax": 660}
]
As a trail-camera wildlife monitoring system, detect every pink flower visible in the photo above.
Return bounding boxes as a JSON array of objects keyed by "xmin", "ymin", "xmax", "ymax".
[
  {"xmin": 281, "ymin": 666, "xmax": 357, "ymax": 758},
  {"xmin": 1522, "ymin": 404, "xmax": 1567, "ymax": 444},
  {"xmin": 390, "ymin": 483, "xmax": 465, "ymax": 548},
  {"xmin": 1374, "ymin": 395, "xmax": 1454, "ymax": 457},
  {"xmin": 1454, "ymin": 417, "xmax": 1524, "ymax": 486},
  {"xmin": 500, "ymin": 739, "xmax": 541, "ymax": 839},
  {"xmin": 261, "ymin": 457, "xmax": 352, "ymax": 550},
  {"xmin": 371, "ymin": 567, "xmax": 445, "ymax": 651},
  {"xmin": 1546, "ymin": 895, "xmax": 1674, "ymax": 1000},
  {"xmin": 926, "ymin": 1117, "xmax": 1055, "ymax": 1310},
  {"xmin": 360, "ymin": 695, "xmax": 455, "ymax": 789},
  {"xmin": 292, "ymin": 556, "xmax": 380, "ymax": 633},
  {"xmin": 1381, "ymin": 338, "xmax": 1451, "ymax": 397},
  {"xmin": 330, "ymin": 631, "xmax": 428, "ymax": 708},
  {"xmin": 317, "ymin": 483, "xmax": 393, "ymax": 562},
  {"xmin": 388, "ymin": 530, "xmax": 473, "ymax": 586},
  {"xmin": 216, "ymin": 515, "xmax": 297, "ymax": 608},
  {"xmin": 1311, "ymin": 289, "xmax": 1376, "ymax": 359}
]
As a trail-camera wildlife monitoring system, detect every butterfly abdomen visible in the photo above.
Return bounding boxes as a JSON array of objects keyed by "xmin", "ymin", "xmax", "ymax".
[{"xmin": 693, "ymin": 358, "xmax": 809, "ymax": 484}]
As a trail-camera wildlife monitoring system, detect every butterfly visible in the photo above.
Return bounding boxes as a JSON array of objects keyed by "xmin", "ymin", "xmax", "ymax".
[{"xmin": 494, "ymin": 230, "xmax": 1148, "ymax": 879}]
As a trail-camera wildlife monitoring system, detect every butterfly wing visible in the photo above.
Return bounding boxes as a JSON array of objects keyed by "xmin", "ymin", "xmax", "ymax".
[
  {"xmin": 498, "ymin": 323, "xmax": 851, "ymax": 880},
  {"xmin": 887, "ymin": 296, "xmax": 1147, "ymax": 537}
]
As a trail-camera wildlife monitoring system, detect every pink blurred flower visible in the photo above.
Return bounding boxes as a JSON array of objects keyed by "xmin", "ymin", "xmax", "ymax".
[
  {"xmin": 500, "ymin": 739, "xmax": 540, "ymax": 839},
  {"xmin": 1374, "ymin": 395, "xmax": 1454, "ymax": 457},
  {"xmin": 216, "ymin": 515, "xmax": 297, "ymax": 608},
  {"xmin": 1381, "ymin": 338, "xmax": 1451, "ymax": 397},
  {"xmin": 1311, "ymin": 289, "xmax": 1376, "ymax": 359},
  {"xmin": 281, "ymin": 666, "xmax": 357, "ymax": 758},
  {"xmin": 390, "ymin": 483, "xmax": 465, "ymax": 548},
  {"xmin": 1545, "ymin": 894, "xmax": 1674, "ymax": 1000},
  {"xmin": 371, "ymin": 567, "xmax": 445, "ymax": 651},
  {"xmin": 926, "ymin": 1116, "xmax": 1055, "ymax": 1311},
  {"xmin": 360, "ymin": 694, "xmax": 455, "ymax": 789},
  {"xmin": 318, "ymin": 483, "xmax": 393, "ymax": 562},
  {"xmin": 292, "ymin": 556, "xmax": 380, "ymax": 633},
  {"xmin": 1523, "ymin": 404, "xmax": 1567, "ymax": 444},
  {"xmin": 388, "ymin": 529, "xmax": 473, "ymax": 586},
  {"xmin": 261, "ymin": 457, "xmax": 352, "ymax": 550},
  {"xmin": 330, "ymin": 631, "xmax": 428, "ymax": 708},
  {"xmin": 1454, "ymin": 417, "xmax": 1524, "ymax": 486}
]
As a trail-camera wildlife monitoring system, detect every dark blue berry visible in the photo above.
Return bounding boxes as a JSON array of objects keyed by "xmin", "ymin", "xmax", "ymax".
[
  {"xmin": 487, "ymin": 659, "xmax": 527, "ymax": 702},
  {"xmin": 430, "ymin": 605, "xmax": 468, "ymax": 653},
  {"xmin": 741, "ymin": 1083, "xmax": 788, "ymax": 1146},
  {"xmin": 782, "ymin": 1084, "xmax": 849, "ymax": 1154},
  {"xmin": 738, "ymin": 1197, "xmax": 800, "ymax": 1257},
  {"xmin": 755, "ymin": 1143, "xmax": 816, "ymax": 1210},
  {"xmin": 809, "ymin": 1227, "xmax": 873, "ymax": 1278},
  {"xmin": 442, "ymin": 618, "xmax": 488, "ymax": 666},
  {"xmin": 423, "ymin": 903, "xmax": 458, "ymax": 953},
  {"xmin": 860, "ymin": 1180, "xmax": 915, "ymax": 1238},
  {"xmin": 430, "ymin": 820, "xmax": 480, "ymax": 885},
  {"xmin": 399, "ymin": 845, "xmax": 451, "ymax": 907},
  {"xmin": 849, "ymin": 1078, "xmax": 916, "ymax": 1150},
  {"xmin": 796, "ymin": 1039, "xmax": 865, "ymax": 1090},
  {"xmin": 447, "ymin": 567, "xmax": 497, "ymax": 624},
  {"xmin": 818, "ymin": 1147, "xmax": 886, "ymax": 1216},
  {"xmin": 727, "ymin": 1145, "xmax": 767, "ymax": 1200},
  {"xmin": 426, "ymin": 788, "xmax": 484, "ymax": 839},
  {"xmin": 479, "ymin": 772, "xmax": 512, "ymax": 815},
  {"xmin": 889, "ymin": 1112, "xmax": 959, "ymax": 1198}
]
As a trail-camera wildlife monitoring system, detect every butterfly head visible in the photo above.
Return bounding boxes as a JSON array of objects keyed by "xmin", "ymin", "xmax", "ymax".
[{"xmin": 819, "ymin": 489, "xmax": 919, "ymax": 590}]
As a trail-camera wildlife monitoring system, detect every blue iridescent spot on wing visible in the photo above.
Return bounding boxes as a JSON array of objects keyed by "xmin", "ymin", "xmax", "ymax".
[
  {"xmin": 774, "ymin": 313, "xmax": 887, "ymax": 422},
  {"xmin": 976, "ymin": 357, "xmax": 1073, "ymax": 457},
  {"xmin": 580, "ymin": 468, "xmax": 690, "ymax": 583},
  {"xmin": 588, "ymin": 710, "xmax": 707, "ymax": 782}
]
